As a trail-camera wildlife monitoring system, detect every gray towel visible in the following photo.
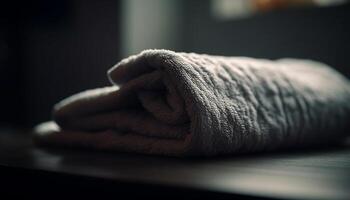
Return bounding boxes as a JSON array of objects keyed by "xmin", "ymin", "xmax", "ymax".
[{"xmin": 34, "ymin": 50, "xmax": 350, "ymax": 156}]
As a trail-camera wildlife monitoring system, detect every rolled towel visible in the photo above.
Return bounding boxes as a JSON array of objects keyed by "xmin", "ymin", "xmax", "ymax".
[{"xmin": 34, "ymin": 50, "xmax": 350, "ymax": 156}]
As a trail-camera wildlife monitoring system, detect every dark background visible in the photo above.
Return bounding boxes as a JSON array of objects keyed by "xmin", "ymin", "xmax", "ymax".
[{"xmin": 1, "ymin": 0, "xmax": 349, "ymax": 128}]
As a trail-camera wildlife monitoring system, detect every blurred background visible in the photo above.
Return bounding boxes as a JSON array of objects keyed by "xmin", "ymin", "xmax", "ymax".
[{"xmin": 1, "ymin": 0, "xmax": 349, "ymax": 128}]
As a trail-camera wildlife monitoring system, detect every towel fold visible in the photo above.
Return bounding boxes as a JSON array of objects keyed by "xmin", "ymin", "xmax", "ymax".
[{"xmin": 34, "ymin": 50, "xmax": 350, "ymax": 156}]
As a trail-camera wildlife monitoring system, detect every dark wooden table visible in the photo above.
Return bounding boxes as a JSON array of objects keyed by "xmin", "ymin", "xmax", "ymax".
[{"xmin": 0, "ymin": 129, "xmax": 349, "ymax": 199}]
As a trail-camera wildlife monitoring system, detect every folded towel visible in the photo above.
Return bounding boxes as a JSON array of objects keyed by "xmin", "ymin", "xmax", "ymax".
[{"xmin": 34, "ymin": 50, "xmax": 350, "ymax": 156}]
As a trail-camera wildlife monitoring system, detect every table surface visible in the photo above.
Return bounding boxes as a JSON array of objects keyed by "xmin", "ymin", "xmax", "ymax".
[{"xmin": 0, "ymin": 129, "xmax": 349, "ymax": 200}]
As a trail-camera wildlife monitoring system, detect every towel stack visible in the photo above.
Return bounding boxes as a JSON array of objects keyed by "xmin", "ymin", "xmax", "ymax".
[{"xmin": 34, "ymin": 50, "xmax": 350, "ymax": 156}]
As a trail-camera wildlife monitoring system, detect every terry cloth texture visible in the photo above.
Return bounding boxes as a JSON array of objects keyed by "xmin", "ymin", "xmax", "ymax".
[{"xmin": 34, "ymin": 50, "xmax": 350, "ymax": 156}]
